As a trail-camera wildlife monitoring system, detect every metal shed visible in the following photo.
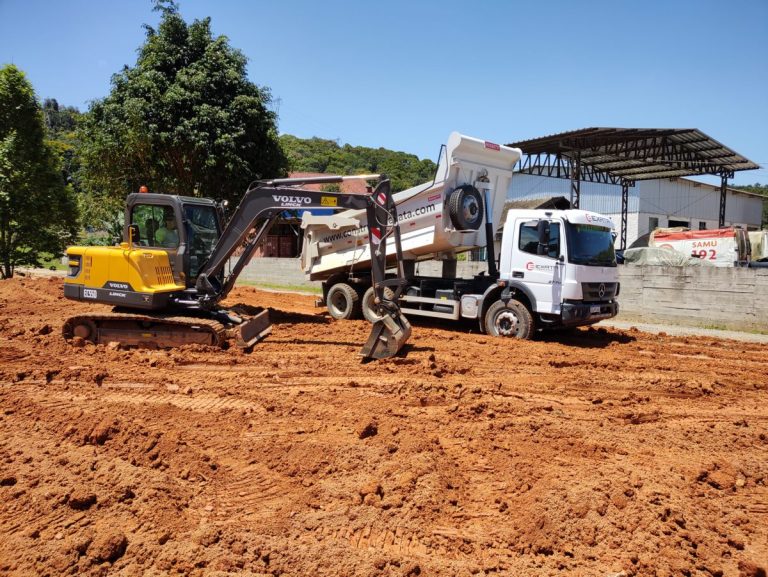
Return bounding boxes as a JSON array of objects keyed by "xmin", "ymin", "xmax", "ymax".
[{"xmin": 507, "ymin": 128, "xmax": 759, "ymax": 249}]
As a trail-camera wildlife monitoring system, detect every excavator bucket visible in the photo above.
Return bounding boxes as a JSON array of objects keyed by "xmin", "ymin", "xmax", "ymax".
[
  {"xmin": 235, "ymin": 309, "xmax": 272, "ymax": 348},
  {"xmin": 360, "ymin": 311, "xmax": 412, "ymax": 360}
]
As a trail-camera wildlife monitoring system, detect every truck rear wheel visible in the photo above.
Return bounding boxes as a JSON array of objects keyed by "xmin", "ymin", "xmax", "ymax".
[
  {"xmin": 362, "ymin": 286, "xmax": 395, "ymax": 323},
  {"xmin": 326, "ymin": 283, "xmax": 361, "ymax": 320},
  {"xmin": 448, "ymin": 185, "xmax": 484, "ymax": 230},
  {"xmin": 484, "ymin": 299, "xmax": 533, "ymax": 339}
]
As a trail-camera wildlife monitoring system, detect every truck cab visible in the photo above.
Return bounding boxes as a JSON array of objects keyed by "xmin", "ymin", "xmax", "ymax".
[{"xmin": 497, "ymin": 209, "xmax": 619, "ymax": 327}]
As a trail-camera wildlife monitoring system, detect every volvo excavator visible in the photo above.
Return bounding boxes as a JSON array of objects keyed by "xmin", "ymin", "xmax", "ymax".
[{"xmin": 62, "ymin": 175, "xmax": 411, "ymax": 359}]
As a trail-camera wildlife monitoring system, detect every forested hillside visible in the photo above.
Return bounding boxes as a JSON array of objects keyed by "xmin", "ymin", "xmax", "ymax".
[{"xmin": 279, "ymin": 134, "xmax": 437, "ymax": 192}]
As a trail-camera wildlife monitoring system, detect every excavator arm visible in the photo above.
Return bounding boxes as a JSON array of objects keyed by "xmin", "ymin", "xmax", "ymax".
[{"xmin": 195, "ymin": 175, "xmax": 411, "ymax": 359}]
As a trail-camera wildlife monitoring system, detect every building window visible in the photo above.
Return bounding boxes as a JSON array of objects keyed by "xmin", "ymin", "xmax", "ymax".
[
  {"xmin": 648, "ymin": 217, "xmax": 659, "ymax": 232},
  {"xmin": 699, "ymin": 221, "xmax": 707, "ymax": 230},
  {"xmin": 668, "ymin": 219, "xmax": 689, "ymax": 228}
]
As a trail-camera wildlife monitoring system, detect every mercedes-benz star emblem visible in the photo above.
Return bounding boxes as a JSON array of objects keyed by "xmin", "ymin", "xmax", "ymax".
[{"xmin": 598, "ymin": 283, "xmax": 606, "ymax": 298}]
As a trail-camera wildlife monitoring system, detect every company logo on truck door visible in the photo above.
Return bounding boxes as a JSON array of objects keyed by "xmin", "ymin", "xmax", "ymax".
[
  {"xmin": 273, "ymin": 195, "xmax": 312, "ymax": 207},
  {"xmin": 525, "ymin": 261, "xmax": 555, "ymax": 272}
]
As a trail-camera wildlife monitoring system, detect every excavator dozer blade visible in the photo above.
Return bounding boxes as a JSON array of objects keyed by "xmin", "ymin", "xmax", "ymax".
[
  {"xmin": 235, "ymin": 309, "xmax": 272, "ymax": 348},
  {"xmin": 360, "ymin": 312, "xmax": 412, "ymax": 360}
]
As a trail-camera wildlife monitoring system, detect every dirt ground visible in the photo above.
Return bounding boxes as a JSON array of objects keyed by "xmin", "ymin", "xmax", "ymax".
[{"xmin": 0, "ymin": 276, "xmax": 766, "ymax": 577}]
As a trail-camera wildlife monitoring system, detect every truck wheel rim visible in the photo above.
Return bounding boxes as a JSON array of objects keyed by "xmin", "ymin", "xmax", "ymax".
[
  {"xmin": 495, "ymin": 310, "xmax": 519, "ymax": 336},
  {"xmin": 463, "ymin": 196, "xmax": 480, "ymax": 222},
  {"xmin": 329, "ymin": 292, "xmax": 347, "ymax": 315}
]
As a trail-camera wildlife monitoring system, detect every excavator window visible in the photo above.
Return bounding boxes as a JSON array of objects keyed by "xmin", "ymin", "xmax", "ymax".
[
  {"xmin": 183, "ymin": 204, "xmax": 221, "ymax": 279},
  {"xmin": 131, "ymin": 205, "xmax": 178, "ymax": 248}
]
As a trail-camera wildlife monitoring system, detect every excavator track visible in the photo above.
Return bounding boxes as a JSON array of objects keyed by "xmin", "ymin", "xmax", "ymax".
[{"xmin": 63, "ymin": 311, "xmax": 229, "ymax": 348}]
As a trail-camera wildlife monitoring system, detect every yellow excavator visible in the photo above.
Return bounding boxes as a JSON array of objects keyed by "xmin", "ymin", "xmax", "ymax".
[{"xmin": 63, "ymin": 175, "xmax": 411, "ymax": 359}]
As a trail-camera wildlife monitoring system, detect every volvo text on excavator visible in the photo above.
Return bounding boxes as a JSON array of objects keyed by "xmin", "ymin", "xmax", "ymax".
[{"xmin": 62, "ymin": 175, "xmax": 411, "ymax": 359}]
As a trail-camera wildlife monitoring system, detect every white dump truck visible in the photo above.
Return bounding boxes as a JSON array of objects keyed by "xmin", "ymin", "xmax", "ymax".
[{"xmin": 300, "ymin": 133, "xmax": 619, "ymax": 338}]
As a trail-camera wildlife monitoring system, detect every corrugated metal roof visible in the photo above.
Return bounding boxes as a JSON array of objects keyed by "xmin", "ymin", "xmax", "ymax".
[
  {"xmin": 502, "ymin": 196, "xmax": 571, "ymax": 210},
  {"xmin": 508, "ymin": 127, "xmax": 760, "ymax": 183}
]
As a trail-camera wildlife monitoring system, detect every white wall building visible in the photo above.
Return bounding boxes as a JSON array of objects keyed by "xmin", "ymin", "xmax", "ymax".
[{"xmin": 508, "ymin": 173, "xmax": 764, "ymax": 247}]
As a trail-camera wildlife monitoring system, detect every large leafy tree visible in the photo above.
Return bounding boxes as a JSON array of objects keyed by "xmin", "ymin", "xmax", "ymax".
[
  {"xmin": 79, "ymin": 1, "xmax": 287, "ymax": 209},
  {"xmin": 0, "ymin": 65, "xmax": 78, "ymax": 279}
]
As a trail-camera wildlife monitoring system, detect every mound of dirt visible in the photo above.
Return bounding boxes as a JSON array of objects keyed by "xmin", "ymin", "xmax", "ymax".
[{"xmin": 0, "ymin": 277, "xmax": 766, "ymax": 576}]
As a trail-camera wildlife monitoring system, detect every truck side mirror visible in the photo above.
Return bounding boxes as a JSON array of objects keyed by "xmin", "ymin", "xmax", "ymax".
[
  {"xmin": 537, "ymin": 220, "xmax": 550, "ymax": 255},
  {"xmin": 128, "ymin": 224, "xmax": 140, "ymax": 246}
]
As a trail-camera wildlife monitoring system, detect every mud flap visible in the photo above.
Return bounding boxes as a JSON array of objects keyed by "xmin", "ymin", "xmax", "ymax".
[
  {"xmin": 235, "ymin": 309, "xmax": 272, "ymax": 348},
  {"xmin": 360, "ymin": 312, "xmax": 412, "ymax": 360}
]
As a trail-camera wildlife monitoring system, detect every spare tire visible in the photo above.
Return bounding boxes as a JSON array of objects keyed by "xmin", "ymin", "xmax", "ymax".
[{"xmin": 448, "ymin": 185, "xmax": 484, "ymax": 230}]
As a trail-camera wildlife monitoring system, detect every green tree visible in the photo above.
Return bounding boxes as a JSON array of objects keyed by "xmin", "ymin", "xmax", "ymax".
[
  {"xmin": 279, "ymin": 134, "xmax": 437, "ymax": 192},
  {"xmin": 43, "ymin": 98, "xmax": 80, "ymax": 134},
  {"xmin": 0, "ymin": 65, "xmax": 78, "ymax": 278},
  {"xmin": 43, "ymin": 98, "xmax": 82, "ymax": 190},
  {"xmin": 78, "ymin": 1, "xmax": 287, "ymax": 211}
]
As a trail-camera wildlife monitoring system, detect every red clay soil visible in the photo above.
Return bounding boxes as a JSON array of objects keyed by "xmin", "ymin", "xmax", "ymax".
[{"xmin": 0, "ymin": 276, "xmax": 766, "ymax": 577}]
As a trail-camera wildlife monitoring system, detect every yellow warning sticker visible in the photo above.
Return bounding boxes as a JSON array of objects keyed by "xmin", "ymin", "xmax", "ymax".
[{"xmin": 321, "ymin": 196, "xmax": 338, "ymax": 207}]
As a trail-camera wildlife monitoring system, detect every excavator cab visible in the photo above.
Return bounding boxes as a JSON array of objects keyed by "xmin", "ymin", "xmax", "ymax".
[{"xmin": 125, "ymin": 193, "xmax": 224, "ymax": 287}]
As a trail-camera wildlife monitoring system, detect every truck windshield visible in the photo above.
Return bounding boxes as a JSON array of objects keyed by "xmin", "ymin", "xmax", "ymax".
[{"xmin": 565, "ymin": 223, "xmax": 616, "ymax": 267}]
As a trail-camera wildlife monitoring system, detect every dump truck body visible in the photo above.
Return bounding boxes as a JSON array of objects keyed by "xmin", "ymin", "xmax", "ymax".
[{"xmin": 301, "ymin": 133, "xmax": 520, "ymax": 279}]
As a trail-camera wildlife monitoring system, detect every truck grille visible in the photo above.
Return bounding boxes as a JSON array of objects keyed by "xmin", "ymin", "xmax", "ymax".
[{"xmin": 581, "ymin": 282, "xmax": 618, "ymax": 302}]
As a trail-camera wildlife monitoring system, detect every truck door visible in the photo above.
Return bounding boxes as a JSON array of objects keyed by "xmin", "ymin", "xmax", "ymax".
[{"xmin": 514, "ymin": 219, "xmax": 563, "ymax": 314}]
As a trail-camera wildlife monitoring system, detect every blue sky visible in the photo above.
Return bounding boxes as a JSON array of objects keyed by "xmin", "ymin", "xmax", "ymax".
[{"xmin": 1, "ymin": 0, "xmax": 767, "ymax": 186}]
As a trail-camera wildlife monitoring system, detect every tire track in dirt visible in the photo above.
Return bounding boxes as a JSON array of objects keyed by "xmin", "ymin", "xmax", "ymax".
[
  {"xmin": 4, "ymin": 384, "xmax": 305, "ymax": 535},
  {"xmin": 14, "ymin": 383, "xmax": 261, "ymax": 413},
  {"xmin": 314, "ymin": 522, "xmax": 471, "ymax": 561},
  {"xmin": 199, "ymin": 462, "xmax": 290, "ymax": 525}
]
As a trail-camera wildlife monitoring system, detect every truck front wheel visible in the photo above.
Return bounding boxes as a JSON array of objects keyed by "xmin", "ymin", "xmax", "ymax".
[
  {"xmin": 484, "ymin": 300, "xmax": 533, "ymax": 339},
  {"xmin": 326, "ymin": 283, "xmax": 361, "ymax": 320}
]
